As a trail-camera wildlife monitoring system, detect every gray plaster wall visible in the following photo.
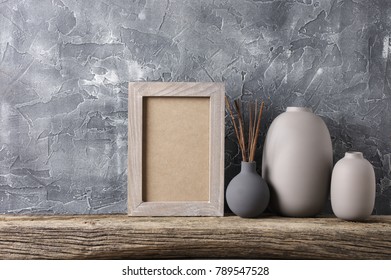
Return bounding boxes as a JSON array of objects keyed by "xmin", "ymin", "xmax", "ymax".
[{"xmin": 0, "ymin": 0, "xmax": 390, "ymax": 214}]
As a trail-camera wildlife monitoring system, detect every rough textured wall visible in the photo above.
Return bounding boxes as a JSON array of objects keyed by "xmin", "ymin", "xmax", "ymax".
[{"xmin": 0, "ymin": 0, "xmax": 390, "ymax": 214}]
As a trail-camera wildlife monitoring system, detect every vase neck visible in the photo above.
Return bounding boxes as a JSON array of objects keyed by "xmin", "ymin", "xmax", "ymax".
[
  {"xmin": 345, "ymin": 152, "xmax": 363, "ymax": 159},
  {"xmin": 241, "ymin": 161, "xmax": 256, "ymax": 172},
  {"xmin": 286, "ymin": 107, "xmax": 312, "ymax": 113}
]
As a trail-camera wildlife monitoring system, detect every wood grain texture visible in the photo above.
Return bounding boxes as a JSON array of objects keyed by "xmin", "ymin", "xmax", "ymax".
[
  {"xmin": 128, "ymin": 82, "xmax": 225, "ymax": 216},
  {"xmin": 0, "ymin": 215, "xmax": 390, "ymax": 259}
]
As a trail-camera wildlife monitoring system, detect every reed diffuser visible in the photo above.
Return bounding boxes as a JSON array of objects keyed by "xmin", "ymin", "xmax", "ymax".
[
  {"xmin": 225, "ymin": 96, "xmax": 270, "ymax": 218},
  {"xmin": 225, "ymin": 97, "xmax": 264, "ymax": 162}
]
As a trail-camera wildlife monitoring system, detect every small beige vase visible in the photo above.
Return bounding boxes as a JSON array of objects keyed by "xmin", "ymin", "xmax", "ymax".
[
  {"xmin": 262, "ymin": 107, "xmax": 333, "ymax": 217},
  {"xmin": 331, "ymin": 152, "xmax": 376, "ymax": 221}
]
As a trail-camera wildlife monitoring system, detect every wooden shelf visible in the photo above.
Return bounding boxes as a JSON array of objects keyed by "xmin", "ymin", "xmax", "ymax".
[{"xmin": 0, "ymin": 215, "xmax": 390, "ymax": 259}]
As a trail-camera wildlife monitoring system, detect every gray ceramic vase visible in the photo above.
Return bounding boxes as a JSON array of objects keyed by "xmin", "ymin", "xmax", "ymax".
[
  {"xmin": 262, "ymin": 107, "xmax": 333, "ymax": 217},
  {"xmin": 331, "ymin": 152, "xmax": 376, "ymax": 221},
  {"xmin": 226, "ymin": 161, "xmax": 270, "ymax": 218}
]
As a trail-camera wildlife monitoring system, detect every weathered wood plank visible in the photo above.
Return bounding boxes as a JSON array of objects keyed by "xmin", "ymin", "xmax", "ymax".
[{"xmin": 0, "ymin": 215, "xmax": 390, "ymax": 259}]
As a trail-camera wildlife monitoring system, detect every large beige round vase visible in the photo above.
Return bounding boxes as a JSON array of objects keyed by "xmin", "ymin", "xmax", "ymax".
[{"xmin": 262, "ymin": 107, "xmax": 333, "ymax": 217}]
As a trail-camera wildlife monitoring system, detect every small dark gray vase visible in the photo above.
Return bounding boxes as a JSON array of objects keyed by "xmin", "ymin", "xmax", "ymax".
[{"xmin": 226, "ymin": 161, "xmax": 270, "ymax": 218}]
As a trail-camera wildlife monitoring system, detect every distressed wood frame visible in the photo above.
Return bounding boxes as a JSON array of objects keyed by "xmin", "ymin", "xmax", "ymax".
[{"xmin": 128, "ymin": 82, "xmax": 225, "ymax": 216}]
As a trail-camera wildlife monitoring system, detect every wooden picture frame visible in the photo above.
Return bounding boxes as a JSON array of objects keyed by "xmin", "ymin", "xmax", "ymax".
[{"xmin": 128, "ymin": 82, "xmax": 225, "ymax": 216}]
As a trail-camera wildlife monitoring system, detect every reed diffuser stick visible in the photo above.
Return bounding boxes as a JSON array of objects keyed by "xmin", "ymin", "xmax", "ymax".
[
  {"xmin": 248, "ymin": 101, "xmax": 253, "ymax": 158},
  {"xmin": 252, "ymin": 100, "xmax": 258, "ymax": 143},
  {"xmin": 225, "ymin": 97, "xmax": 265, "ymax": 163},
  {"xmin": 234, "ymin": 100, "xmax": 247, "ymax": 162},
  {"xmin": 225, "ymin": 97, "xmax": 246, "ymax": 161},
  {"xmin": 249, "ymin": 101, "xmax": 264, "ymax": 162},
  {"xmin": 225, "ymin": 97, "xmax": 240, "ymax": 144}
]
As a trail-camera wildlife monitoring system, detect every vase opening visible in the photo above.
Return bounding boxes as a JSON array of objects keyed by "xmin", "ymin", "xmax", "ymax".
[
  {"xmin": 241, "ymin": 161, "xmax": 256, "ymax": 172},
  {"xmin": 345, "ymin": 152, "xmax": 363, "ymax": 159},
  {"xmin": 286, "ymin": 107, "xmax": 312, "ymax": 113}
]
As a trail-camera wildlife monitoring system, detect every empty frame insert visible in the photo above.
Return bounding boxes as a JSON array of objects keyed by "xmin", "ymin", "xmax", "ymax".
[{"xmin": 128, "ymin": 82, "xmax": 225, "ymax": 216}]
